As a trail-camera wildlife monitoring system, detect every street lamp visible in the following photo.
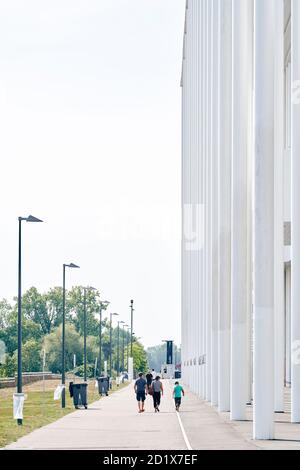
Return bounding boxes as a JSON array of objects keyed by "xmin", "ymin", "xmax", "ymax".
[
  {"xmin": 123, "ymin": 324, "xmax": 130, "ymax": 371},
  {"xmin": 98, "ymin": 300, "xmax": 109, "ymax": 376},
  {"xmin": 17, "ymin": 215, "xmax": 43, "ymax": 425},
  {"xmin": 130, "ymin": 300, "xmax": 134, "ymax": 358},
  {"xmin": 62, "ymin": 263, "xmax": 80, "ymax": 408},
  {"xmin": 109, "ymin": 313, "xmax": 118, "ymax": 378},
  {"xmin": 117, "ymin": 320, "xmax": 124, "ymax": 377},
  {"xmin": 83, "ymin": 286, "xmax": 96, "ymax": 382},
  {"xmin": 122, "ymin": 324, "xmax": 129, "ymax": 372}
]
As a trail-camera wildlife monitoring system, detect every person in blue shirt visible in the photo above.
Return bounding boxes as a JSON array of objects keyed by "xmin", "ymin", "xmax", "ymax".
[
  {"xmin": 134, "ymin": 372, "xmax": 147, "ymax": 413},
  {"xmin": 173, "ymin": 381, "xmax": 185, "ymax": 412}
]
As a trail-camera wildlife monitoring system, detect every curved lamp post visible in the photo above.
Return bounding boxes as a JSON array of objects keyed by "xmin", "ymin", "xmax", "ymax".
[
  {"xmin": 117, "ymin": 320, "xmax": 124, "ymax": 376},
  {"xmin": 98, "ymin": 300, "xmax": 109, "ymax": 376},
  {"xmin": 62, "ymin": 263, "xmax": 80, "ymax": 408},
  {"xmin": 122, "ymin": 324, "xmax": 129, "ymax": 372},
  {"xmin": 130, "ymin": 300, "xmax": 134, "ymax": 358},
  {"xmin": 83, "ymin": 286, "xmax": 96, "ymax": 382},
  {"xmin": 109, "ymin": 313, "xmax": 118, "ymax": 378},
  {"xmin": 17, "ymin": 215, "xmax": 43, "ymax": 425}
]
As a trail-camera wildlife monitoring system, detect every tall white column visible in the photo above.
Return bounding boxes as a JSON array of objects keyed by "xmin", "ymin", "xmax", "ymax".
[
  {"xmin": 274, "ymin": 0, "xmax": 285, "ymax": 414},
  {"xmin": 246, "ymin": 0, "xmax": 254, "ymax": 408},
  {"xmin": 198, "ymin": 0, "xmax": 205, "ymax": 399},
  {"xmin": 205, "ymin": 0, "xmax": 212, "ymax": 403},
  {"xmin": 191, "ymin": 0, "xmax": 198, "ymax": 397},
  {"xmin": 201, "ymin": 0, "xmax": 207, "ymax": 400},
  {"xmin": 181, "ymin": 17, "xmax": 187, "ymax": 386},
  {"xmin": 211, "ymin": 0, "xmax": 220, "ymax": 407},
  {"xmin": 230, "ymin": 0, "xmax": 252, "ymax": 421},
  {"xmin": 253, "ymin": 0, "xmax": 275, "ymax": 440},
  {"xmin": 218, "ymin": 0, "xmax": 232, "ymax": 413},
  {"xmin": 195, "ymin": 0, "xmax": 201, "ymax": 399},
  {"xmin": 186, "ymin": 0, "xmax": 192, "ymax": 392},
  {"xmin": 291, "ymin": 0, "xmax": 300, "ymax": 423}
]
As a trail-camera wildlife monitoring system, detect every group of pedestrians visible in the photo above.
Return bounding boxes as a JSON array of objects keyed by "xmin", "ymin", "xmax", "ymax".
[{"xmin": 134, "ymin": 370, "xmax": 185, "ymax": 414}]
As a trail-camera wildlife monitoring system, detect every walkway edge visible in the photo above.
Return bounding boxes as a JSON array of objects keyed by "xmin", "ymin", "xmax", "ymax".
[{"xmin": 175, "ymin": 411, "xmax": 193, "ymax": 450}]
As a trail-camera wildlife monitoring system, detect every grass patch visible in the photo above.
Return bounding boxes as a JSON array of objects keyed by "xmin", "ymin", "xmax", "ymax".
[{"xmin": 0, "ymin": 379, "xmax": 128, "ymax": 448}]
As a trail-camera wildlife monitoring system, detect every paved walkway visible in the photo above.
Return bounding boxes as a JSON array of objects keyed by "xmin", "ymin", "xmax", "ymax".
[
  {"xmin": 220, "ymin": 387, "xmax": 300, "ymax": 450},
  {"xmin": 6, "ymin": 380, "xmax": 258, "ymax": 450}
]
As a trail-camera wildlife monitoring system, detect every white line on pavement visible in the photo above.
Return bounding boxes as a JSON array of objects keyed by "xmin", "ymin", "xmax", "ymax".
[{"xmin": 175, "ymin": 410, "xmax": 193, "ymax": 451}]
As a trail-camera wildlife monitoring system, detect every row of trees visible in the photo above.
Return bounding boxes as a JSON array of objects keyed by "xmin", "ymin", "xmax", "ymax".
[{"xmin": 0, "ymin": 287, "xmax": 148, "ymax": 377}]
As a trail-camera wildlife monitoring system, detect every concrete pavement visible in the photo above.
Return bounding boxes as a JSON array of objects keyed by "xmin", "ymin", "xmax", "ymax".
[
  {"xmin": 6, "ymin": 381, "xmax": 185, "ymax": 450},
  {"xmin": 5, "ymin": 380, "xmax": 260, "ymax": 450}
]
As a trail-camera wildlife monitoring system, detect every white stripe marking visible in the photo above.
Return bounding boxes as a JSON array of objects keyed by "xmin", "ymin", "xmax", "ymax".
[{"xmin": 175, "ymin": 410, "xmax": 193, "ymax": 450}]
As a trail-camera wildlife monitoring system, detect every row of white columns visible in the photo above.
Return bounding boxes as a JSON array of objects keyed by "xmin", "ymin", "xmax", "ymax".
[{"xmin": 181, "ymin": 0, "xmax": 300, "ymax": 440}]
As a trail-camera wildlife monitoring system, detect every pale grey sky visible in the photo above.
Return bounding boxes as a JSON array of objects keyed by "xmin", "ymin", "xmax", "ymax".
[{"xmin": 0, "ymin": 0, "xmax": 184, "ymax": 348}]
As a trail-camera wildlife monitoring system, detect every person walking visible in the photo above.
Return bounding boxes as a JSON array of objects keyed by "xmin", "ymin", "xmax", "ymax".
[
  {"xmin": 173, "ymin": 381, "xmax": 184, "ymax": 412},
  {"xmin": 134, "ymin": 372, "xmax": 147, "ymax": 413},
  {"xmin": 145, "ymin": 370, "xmax": 153, "ymax": 392},
  {"xmin": 152, "ymin": 376, "xmax": 163, "ymax": 412}
]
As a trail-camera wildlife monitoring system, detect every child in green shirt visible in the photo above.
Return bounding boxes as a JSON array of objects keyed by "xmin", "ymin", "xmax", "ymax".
[{"xmin": 173, "ymin": 381, "xmax": 185, "ymax": 412}]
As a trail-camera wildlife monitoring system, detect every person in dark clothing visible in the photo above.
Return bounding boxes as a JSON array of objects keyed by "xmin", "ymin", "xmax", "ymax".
[
  {"xmin": 134, "ymin": 372, "xmax": 147, "ymax": 413},
  {"xmin": 152, "ymin": 376, "xmax": 163, "ymax": 412},
  {"xmin": 145, "ymin": 370, "xmax": 153, "ymax": 392}
]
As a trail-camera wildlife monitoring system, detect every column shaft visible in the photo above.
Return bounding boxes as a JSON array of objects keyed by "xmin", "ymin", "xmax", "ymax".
[
  {"xmin": 211, "ymin": 0, "xmax": 220, "ymax": 407},
  {"xmin": 230, "ymin": 0, "xmax": 253, "ymax": 421},
  {"xmin": 291, "ymin": 0, "xmax": 300, "ymax": 423},
  {"xmin": 253, "ymin": 0, "xmax": 275, "ymax": 440},
  {"xmin": 218, "ymin": 0, "xmax": 232, "ymax": 413},
  {"xmin": 274, "ymin": 0, "xmax": 285, "ymax": 414}
]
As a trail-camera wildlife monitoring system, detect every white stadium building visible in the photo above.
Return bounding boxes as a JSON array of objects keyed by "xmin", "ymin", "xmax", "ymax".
[{"xmin": 181, "ymin": 0, "xmax": 300, "ymax": 439}]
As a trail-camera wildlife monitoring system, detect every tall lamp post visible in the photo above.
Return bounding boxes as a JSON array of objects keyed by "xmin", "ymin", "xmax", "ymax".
[
  {"xmin": 122, "ymin": 324, "xmax": 129, "ymax": 372},
  {"xmin": 130, "ymin": 300, "xmax": 134, "ymax": 358},
  {"xmin": 125, "ymin": 325, "xmax": 130, "ymax": 371},
  {"xmin": 17, "ymin": 215, "xmax": 43, "ymax": 425},
  {"xmin": 62, "ymin": 263, "xmax": 80, "ymax": 408},
  {"xmin": 83, "ymin": 286, "xmax": 96, "ymax": 382},
  {"xmin": 98, "ymin": 300, "xmax": 109, "ymax": 376},
  {"xmin": 109, "ymin": 313, "xmax": 118, "ymax": 378},
  {"xmin": 117, "ymin": 320, "xmax": 124, "ymax": 376}
]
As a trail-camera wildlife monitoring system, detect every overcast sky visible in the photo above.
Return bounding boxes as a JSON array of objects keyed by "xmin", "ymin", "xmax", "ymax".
[{"xmin": 0, "ymin": 0, "xmax": 184, "ymax": 348}]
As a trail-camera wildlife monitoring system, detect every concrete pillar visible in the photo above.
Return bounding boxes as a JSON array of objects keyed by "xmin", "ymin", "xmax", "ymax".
[
  {"xmin": 253, "ymin": 0, "xmax": 275, "ymax": 440},
  {"xmin": 205, "ymin": 0, "xmax": 212, "ymax": 403},
  {"xmin": 197, "ymin": 0, "xmax": 204, "ymax": 399},
  {"xmin": 190, "ymin": 0, "xmax": 198, "ymax": 396},
  {"xmin": 194, "ymin": 0, "xmax": 201, "ymax": 399},
  {"xmin": 230, "ymin": 0, "xmax": 253, "ymax": 421},
  {"xmin": 291, "ymin": 0, "xmax": 300, "ymax": 423},
  {"xmin": 218, "ymin": 0, "xmax": 232, "ymax": 413},
  {"xmin": 181, "ymin": 53, "xmax": 185, "ymax": 385},
  {"xmin": 211, "ymin": 0, "xmax": 220, "ymax": 407},
  {"xmin": 274, "ymin": 0, "xmax": 285, "ymax": 414}
]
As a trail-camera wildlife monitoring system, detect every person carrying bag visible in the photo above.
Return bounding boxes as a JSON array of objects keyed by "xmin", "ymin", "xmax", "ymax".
[{"xmin": 152, "ymin": 376, "xmax": 163, "ymax": 412}]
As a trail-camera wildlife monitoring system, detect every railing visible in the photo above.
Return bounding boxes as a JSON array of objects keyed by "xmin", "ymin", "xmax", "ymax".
[{"xmin": 0, "ymin": 372, "xmax": 61, "ymax": 389}]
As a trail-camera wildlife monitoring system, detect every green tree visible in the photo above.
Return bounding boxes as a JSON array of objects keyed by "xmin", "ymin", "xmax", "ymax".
[
  {"xmin": 124, "ymin": 341, "xmax": 148, "ymax": 375},
  {"xmin": 0, "ymin": 354, "xmax": 16, "ymax": 378},
  {"xmin": 45, "ymin": 286, "xmax": 70, "ymax": 330},
  {"xmin": 0, "ymin": 317, "xmax": 42, "ymax": 355},
  {"xmin": 44, "ymin": 323, "xmax": 80, "ymax": 373},
  {"xmin": 12, "ymin": 339, "xmax": 42, "ymax": 372},
  {"xmin": 0, "ymin": 299, "xmax": 12, "ymax": 329},
  {"xmin": 133, "ymin": 342, "xmax": 148, "ymax": 374},
  {"xmin": 68, "ymin": 286, "xmax": 100, "ymax": 336},
  {"xmin": 21, "ymin": 287, "xmax": 50, "ymax": 334}
]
